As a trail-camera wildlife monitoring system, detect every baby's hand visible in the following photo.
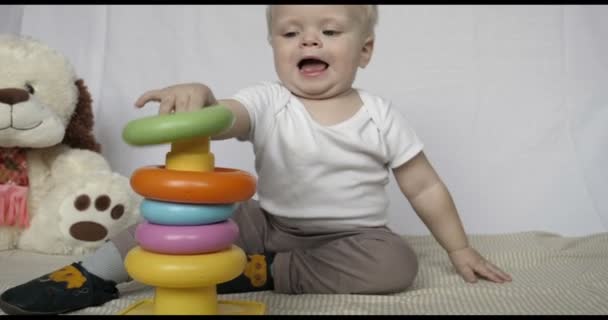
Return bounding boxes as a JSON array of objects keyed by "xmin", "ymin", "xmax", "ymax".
[
  {"xmin": 134, "ymin": 83, "xmax": 217, "ymax": 114},
  {"xmin": 447, "ymin": 246, "xmax": 512, "ymax": 284}
]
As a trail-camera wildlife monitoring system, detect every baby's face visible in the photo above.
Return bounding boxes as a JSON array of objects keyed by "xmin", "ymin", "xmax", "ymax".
[{"xmin": 269, "ymin": 5, "xmax": 374, "ymax": 100}]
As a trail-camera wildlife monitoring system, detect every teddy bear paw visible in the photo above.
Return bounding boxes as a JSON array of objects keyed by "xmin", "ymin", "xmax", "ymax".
[
  {"xmin": 16, "ymin": 173, "xmax": 137, "ymax": 255},
  {"xmin": 67, "ymin": 193, "xmax": 125, "ymax": 242},
  {"xmin": 57, "ymin": 173, "xmax": 136, "ymax": 246}
]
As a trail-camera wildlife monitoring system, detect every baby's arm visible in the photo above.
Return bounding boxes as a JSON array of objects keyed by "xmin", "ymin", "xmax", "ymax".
[
  {"xmin": 134, "ymin": 83, "xmax": 250, "ymax": 140},
  {"xmin": 393, "ymin": 151, "xmax": 512, "ymax": 283}
]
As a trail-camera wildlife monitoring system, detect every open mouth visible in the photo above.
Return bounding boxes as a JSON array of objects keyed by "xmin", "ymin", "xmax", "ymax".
[{"xmin": 298, "ymin": 58, "xmax": 329, "ymax": 75}]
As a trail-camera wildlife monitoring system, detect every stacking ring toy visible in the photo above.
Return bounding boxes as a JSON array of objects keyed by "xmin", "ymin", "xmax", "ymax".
[
  {"xmin": 135, "ymin": 220, "xmax": 239, "ymax": 255},
  {"xmin": 141, "ymin": 199, "xmax": 237, "ymax": 225},
  {"xmin": 125, "ymin": 245, "xmax": 246, "ymax": 288},
  {"xmin": 122, "ymin": 105, "xmax": 234, "ymax": 146},
  {"xmin": 120, "ymin": 101, "xmax": 266, "ymax": 315},
  {"xmin": 131, "ymin": 166, "xmax": 256, "ymax": 204}
]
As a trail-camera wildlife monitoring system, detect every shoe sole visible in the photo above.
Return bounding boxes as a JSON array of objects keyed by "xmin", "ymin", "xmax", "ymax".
[{"xmin": 0, "ymin": 297, "xmax": 89, "ymax": 315}]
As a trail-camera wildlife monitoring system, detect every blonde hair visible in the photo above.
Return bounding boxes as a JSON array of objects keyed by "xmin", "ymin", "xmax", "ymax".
[{"xmin": 266, "ymin": 5, "xmax": 379, "ymax": 38}]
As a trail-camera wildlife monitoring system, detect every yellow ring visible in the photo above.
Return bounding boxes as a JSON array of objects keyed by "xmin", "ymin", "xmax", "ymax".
[
  {"xmin": 124, "ymin": 245, "xmax": 246, "ymax": 288},
  {"xmin": 166, "ymin": 151, "xmax": 215, "ymax": 172},
  {"xmin": 166, "ymin": 137, "xmax": 214, "ymax": 172}
]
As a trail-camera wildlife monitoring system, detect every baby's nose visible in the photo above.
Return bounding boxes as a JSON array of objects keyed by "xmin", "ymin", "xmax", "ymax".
[
  {"xmin": 0, "ymin": 88, "xmax": 30, "ymax": 105},
  {"xmin": 300, "ymin": 34, "xmax": 322, "ymax": 48},
  {"xmin": 301, "ymin": 39, "xmax": 320, "ymax": 47}
]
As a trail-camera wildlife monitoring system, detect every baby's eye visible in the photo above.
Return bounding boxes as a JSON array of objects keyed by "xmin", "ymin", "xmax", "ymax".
[
  {"xmin": 322, "ymin": 30, "xmax": 341, "ymax": 36},
  {"xmin": 283, "ymin": 31, "xmax": 298, "ymax": 38},
  {"xmin": 25, "ymin": 82, "xmax": 35, "ymax": 94}
]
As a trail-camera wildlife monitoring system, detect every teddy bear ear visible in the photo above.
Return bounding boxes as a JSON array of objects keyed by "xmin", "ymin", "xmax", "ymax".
[{"xmin": 61, "ymin": 79, "xmax": 102, "ymax": 153}]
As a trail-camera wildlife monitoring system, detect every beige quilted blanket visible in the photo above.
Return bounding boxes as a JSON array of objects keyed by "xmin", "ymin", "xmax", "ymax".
[{"xmin": 1, "ymin": 231, "xmax": 607, "ymax": 315}]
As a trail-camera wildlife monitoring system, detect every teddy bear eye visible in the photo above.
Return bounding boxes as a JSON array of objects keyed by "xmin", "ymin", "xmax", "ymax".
[{"xmin": 25, "ymin": 83, "xmax": 35, "ymax": 94}]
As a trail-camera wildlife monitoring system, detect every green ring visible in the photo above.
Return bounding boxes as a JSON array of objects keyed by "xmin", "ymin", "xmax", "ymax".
[{"xmin": 122, "ymin": 105, "xmax": 234, "ymax": 145}]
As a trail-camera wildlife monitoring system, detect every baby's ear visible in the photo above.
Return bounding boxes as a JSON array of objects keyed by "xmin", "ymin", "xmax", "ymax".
[{"xmin": 359, "ymin": 35, "xmax": 375, "ymax": 68}]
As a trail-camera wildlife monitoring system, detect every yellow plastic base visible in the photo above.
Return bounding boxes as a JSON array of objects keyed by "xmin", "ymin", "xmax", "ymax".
[{"xmin": 118, "ymin": 298, "xmax": 265, "ymax": 315}]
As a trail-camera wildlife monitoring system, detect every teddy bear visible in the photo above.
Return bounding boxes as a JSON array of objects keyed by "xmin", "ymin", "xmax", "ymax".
[{"xmin": 0, "ymin": 33, "xmax": 140, "ymax": 256}]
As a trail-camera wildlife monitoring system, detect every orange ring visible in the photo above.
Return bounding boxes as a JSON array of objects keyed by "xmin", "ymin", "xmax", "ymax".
[{"xmin": 131, "ymin": 166, "xmax": 256, "ymax": 204}]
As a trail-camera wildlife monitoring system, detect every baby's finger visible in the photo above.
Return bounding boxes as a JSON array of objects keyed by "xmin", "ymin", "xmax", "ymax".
[
  {"xmin": 175, "ymin": 94, "xmax": 190, "ymax": 112},
  {"xmin": 473, "ymin": 263, "xmax": 504, "ymax": 283},
  {"xmin": 486, "ymin": 263, "xmax": 512, "ymax": 282},
  {"xmin": 188, "ymin": 95, "xmax": 204, "ymax": 113},
  {"xmin": 458, "ymin": 266, "xmax": 478, "ymax": 283},
  {"xmin": 158, "ymin": 94, "xmax": 176, "ymax": 114},
  {"xmin": 135, "ymin": 89, "xmax": 163, "ymax": 108}
]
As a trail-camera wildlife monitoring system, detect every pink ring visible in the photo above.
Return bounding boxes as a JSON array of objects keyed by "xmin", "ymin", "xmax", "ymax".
[{"xmin": 135, "ymin": 219, "xmax": 239, "ymax": 255}]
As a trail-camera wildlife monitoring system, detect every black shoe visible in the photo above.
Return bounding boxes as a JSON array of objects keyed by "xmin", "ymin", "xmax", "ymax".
[{"xmin": 0, "ymin": 262, "xmax": 119, "ymax": 315}]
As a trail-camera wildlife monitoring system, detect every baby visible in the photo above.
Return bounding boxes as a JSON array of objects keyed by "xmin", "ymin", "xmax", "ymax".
[{"xmin": 0, "ymin": 5, "xmax": 511, "ymax": 315}]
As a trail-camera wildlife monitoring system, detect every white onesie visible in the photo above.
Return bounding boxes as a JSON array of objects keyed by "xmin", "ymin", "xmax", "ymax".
[{"xmin": 232, "ymin": 81, "xmax": 423, "ymax": 230}]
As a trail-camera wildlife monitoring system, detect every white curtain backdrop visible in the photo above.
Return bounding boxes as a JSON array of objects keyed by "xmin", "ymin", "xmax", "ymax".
[{"xmin": 2, "ymin": 5, "xmax": 607, "ymax": 236}]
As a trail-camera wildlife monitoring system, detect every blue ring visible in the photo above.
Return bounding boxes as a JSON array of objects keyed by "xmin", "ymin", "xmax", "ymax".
[{"xmin": 140, "ymin": 199, "xmax": 237, "ymax": 225}]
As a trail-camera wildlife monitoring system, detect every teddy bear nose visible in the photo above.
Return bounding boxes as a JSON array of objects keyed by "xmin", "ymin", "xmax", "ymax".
[{"xmin": 0, "ymin": 88, "xmax": 30, "ymax": 105}]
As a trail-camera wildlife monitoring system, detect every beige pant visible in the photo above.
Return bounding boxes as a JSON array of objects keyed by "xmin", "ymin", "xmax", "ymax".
[{"xmin": 112, "ymin": 199, "xmax": 418, "ymax": 294}]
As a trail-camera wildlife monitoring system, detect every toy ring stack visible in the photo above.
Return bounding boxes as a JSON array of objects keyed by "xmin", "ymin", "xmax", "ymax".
[{"xmin": 118, "ymin": 105, "xmax": 265, "ymax": 315}]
